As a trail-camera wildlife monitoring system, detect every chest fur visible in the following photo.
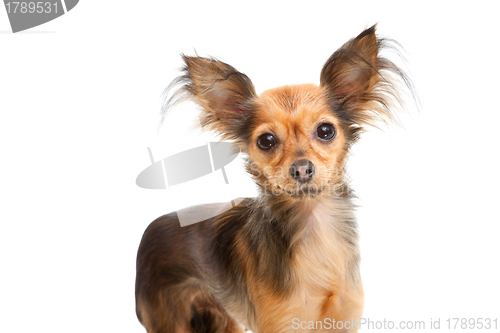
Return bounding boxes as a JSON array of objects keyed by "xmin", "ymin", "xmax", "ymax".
[{"xmin": 292, "ymin": 207, "xmax": 353, "ymax": 307}]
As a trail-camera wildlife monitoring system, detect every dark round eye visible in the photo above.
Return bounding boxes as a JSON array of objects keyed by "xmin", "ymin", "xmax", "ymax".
[
  {"xmin": 316, "ymin": 123, "xmax": 336, "ymax": 141},
  {"xmin": 257, "ymin": 133, "xmax": 277, "ymax": 150}
]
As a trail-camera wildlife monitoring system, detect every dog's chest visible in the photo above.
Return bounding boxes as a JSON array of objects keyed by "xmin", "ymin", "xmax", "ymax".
[{"xmin": 292, "ymin": 206, "xmax": 349, "ymax": 312}]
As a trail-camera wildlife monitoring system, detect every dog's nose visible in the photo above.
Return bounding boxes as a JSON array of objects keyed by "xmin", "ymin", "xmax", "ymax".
[{"xmin": 289, "ymin": 159, "xmax": 315, "ymax": 183}]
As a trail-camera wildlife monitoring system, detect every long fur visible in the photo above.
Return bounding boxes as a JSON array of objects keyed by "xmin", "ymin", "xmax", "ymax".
[{"xmin": 137, "ymin": 25, "xmax": 414, "ymax": 333}]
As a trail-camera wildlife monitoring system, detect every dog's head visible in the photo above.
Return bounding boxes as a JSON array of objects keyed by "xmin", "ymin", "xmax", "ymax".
[{"xmin": 163, "ymin": 26, "xmax": 412, "ymax": 200}]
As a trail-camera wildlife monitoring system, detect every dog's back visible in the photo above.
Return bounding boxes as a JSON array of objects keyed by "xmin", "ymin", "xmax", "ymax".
[{"xmin": 136, "ymin": 200, "xmax": 253, "ymax": 333}]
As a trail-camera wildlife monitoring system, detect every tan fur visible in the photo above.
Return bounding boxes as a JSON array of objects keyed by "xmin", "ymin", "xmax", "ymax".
[{"xmin": 241, "ymin": 197, "xmax": 363, "ymax": 332}]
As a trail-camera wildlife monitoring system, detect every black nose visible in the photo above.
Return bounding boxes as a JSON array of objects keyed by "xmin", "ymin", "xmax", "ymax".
[{"xmin": 289, "ymin": 159, "xmax": 315, "ymax": 183}]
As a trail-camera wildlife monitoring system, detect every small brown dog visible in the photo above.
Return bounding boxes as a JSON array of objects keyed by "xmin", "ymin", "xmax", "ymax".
[{"xmin": 136, "ymin": 25, "xmax": 412, "ymax": 333}]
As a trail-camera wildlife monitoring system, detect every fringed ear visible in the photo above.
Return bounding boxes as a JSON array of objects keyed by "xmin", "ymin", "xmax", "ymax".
[
  {"xmin": 162, "ymin": 55, "xmax": 256, "ymax": 142},
  {"xmin": 320, "ymin": 25, "xmax": 412, "ymax": 130}
]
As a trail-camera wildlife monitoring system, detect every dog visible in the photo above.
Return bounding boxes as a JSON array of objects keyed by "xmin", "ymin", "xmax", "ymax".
[{"xmin": 135, "ymin": 25, "xmax": 413, "ymax": 333}]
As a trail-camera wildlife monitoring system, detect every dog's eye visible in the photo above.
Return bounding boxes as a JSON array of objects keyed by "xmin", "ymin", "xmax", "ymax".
[
  {"xmin": 257, "ymin": 133, "xmax": 277, "ymax": 150},
  {"xmin": 316, "ymin": 123, "xmax": 336, "ymax": 141}
]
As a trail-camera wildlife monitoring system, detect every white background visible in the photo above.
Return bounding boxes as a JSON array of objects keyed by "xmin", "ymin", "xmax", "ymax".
[{"xmin": 1, "ymin": 1, "xmax": 499, "ymax": 332}]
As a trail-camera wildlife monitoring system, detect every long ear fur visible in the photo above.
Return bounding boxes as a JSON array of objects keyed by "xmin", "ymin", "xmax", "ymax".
[
  {"xmin": 320, "ymin": 25, "xmax": 415, "ymax": 131},
  {"xmin": 162, "ymin": 55, "xmax": 256, "ymax": 142}
]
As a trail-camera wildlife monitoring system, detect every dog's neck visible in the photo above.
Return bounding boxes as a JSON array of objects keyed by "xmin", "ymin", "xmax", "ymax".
[
  {"xmin": 253, "ymin": 184, "xmax": 356, "ymax": 239},
  {"xmin": 247, "ymin": 186, "xmax": 357, "ymax": 255},
  {"xmin": 242, "ymin": 189, "xmax": 360, "ymax": 294}
]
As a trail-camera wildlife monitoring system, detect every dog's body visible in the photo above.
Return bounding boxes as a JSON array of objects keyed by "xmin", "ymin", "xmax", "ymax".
[{"xmin": 136, "ymin": 26, "xmax": 412, "ymax": 333}]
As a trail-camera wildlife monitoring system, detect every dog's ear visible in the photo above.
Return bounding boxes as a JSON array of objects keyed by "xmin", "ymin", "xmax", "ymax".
[
  {"xmin": 320, "ymin": 25, "xmax": 405, "ymax": 128},
  {"xmin": 163, "ymin": 55, "xmax": 256, "ymax": 141}
]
